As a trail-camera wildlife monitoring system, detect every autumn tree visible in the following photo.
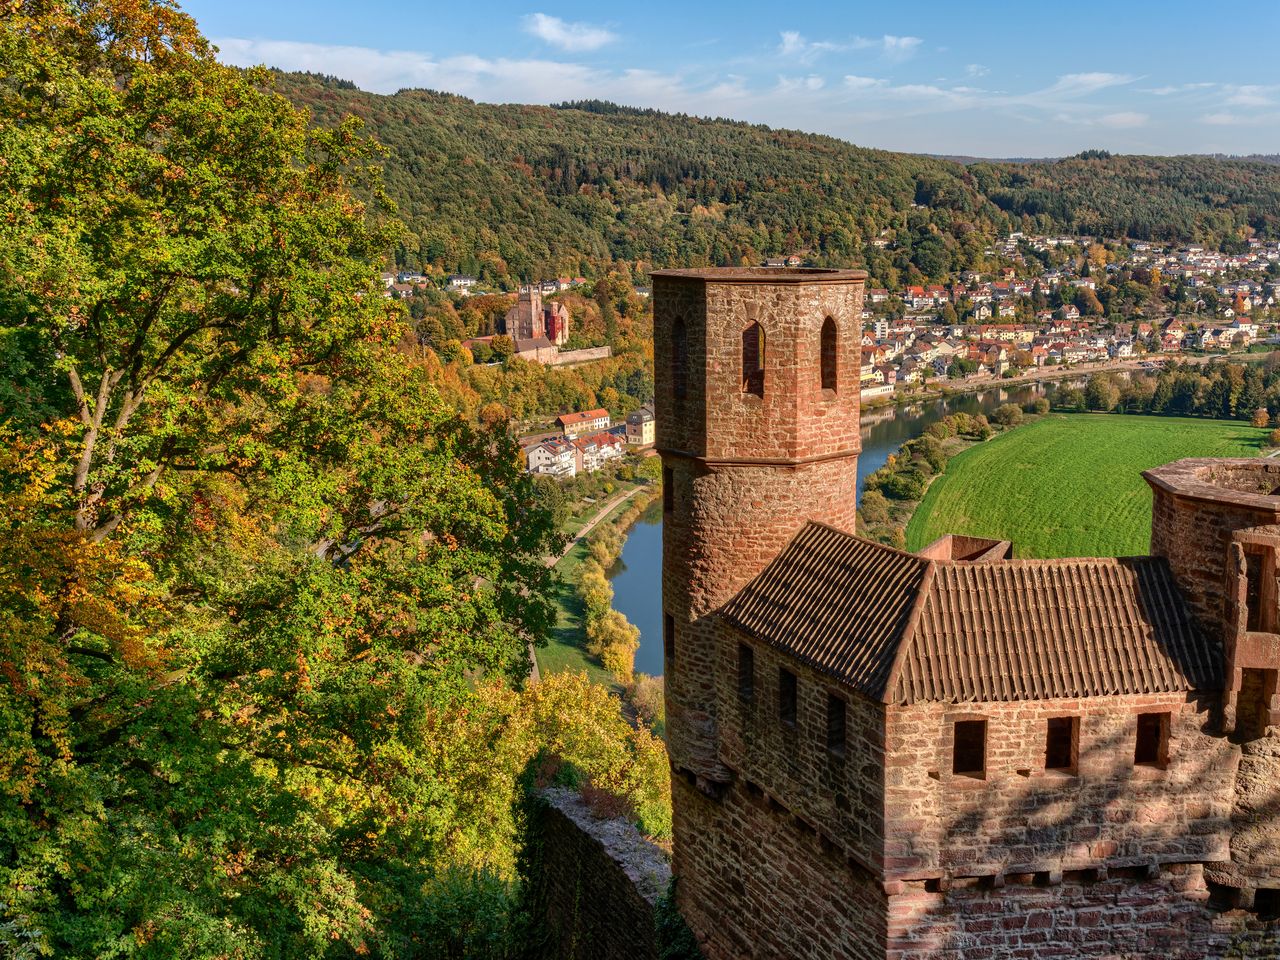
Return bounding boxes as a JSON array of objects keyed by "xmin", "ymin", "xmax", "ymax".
[{"xmin": 0, "ymin": 3, "xmax": 568, "ymax": 956}]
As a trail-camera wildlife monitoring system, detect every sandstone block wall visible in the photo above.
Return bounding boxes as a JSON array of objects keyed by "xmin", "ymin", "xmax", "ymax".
[
  {"xmin": 662, "ymin": 457, "xmax": 861, "ymax": 779},
  {"xmin": 717, "ymin": 625, "xmax": 887, "ymax": 872},
  {"xmin": 884, "ymin": 692, "xmax": 1237, "ymax": 879},
  {"xmin": 530, "ymin": 788, "xmax": 670, "ymax": 960},
  {"xmin": 885, "ymin": 864, "xmax": 1279, "ymax": 959},
  {"xmin": 673, "ymin": 774, "xmax": 887, "ymax": 960}
]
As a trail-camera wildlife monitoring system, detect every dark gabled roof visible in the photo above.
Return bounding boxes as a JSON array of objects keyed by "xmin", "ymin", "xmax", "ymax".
[
  {"xmin": 720, "ymin": 524, "xmax": 931, "ymax": 699},
  {"xmin": 722, "ymin": 522, "xmax": 1221, "ymax": 705}
]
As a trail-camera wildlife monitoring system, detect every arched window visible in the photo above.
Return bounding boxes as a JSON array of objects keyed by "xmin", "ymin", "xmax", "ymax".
[
  {"xmin": 672, "ymin": 317, "xmax": 687, "ymax": 400},
  {"xmin": 820, "ymin": 317, "xmax": 838, "ymax": 393},
  {"xmin": 742, "ymin": 322, "xmax": 765, "ymax": 396}
]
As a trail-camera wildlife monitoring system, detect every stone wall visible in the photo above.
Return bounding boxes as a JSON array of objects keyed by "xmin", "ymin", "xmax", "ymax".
[
  {"xmin": 530, "ymin": 788, "xmax": 670, "ymax": 960},
  {"xmin": 673, "ymin": 774, "xmax": 887, "ymax": 960},
  {"xmin": 884, "ymin": 691, "xmax": 1238, "ymax": 879},
  {"xmin": 717, "ymin": 625, "xmax": 887, "ymax": 873},
  {"xmin": 548, "ymin": 346, "xmax": 612, "ymax": 366},
  {"xmin": 886, "ymin": 865, "xmax": 1279, "ymax": 959}
]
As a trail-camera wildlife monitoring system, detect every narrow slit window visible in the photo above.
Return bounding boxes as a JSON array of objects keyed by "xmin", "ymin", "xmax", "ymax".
[
  {"xmin": 820, "ymin": 317, "xmax": 838, "ymax": 393},
  {"xmin": 952, "ymin": 719, "xmax": 986, "ymax": 778},
  {"xmin": 742, "ymin": 322, "xmax": 765, "ymax": 396},
  {"xmin": 663, "ymin": 613, "xmax": 675, "ymax": 666},
  {"xmin": 738, "ymin": 643, "xmax": 755, "ymax": 701},
  {"xmin": 826, "ymin": 693, "xmax": 847, "ymax": 757},
  {"xmin": 1245, "ymin": 550, "xmax": 1264, "ymax": 632},
  {"xmin": 778, "ymin": 668, "xmax": 797, "ymax": 727},
  {"xmin": 1134, "ymin": 712, "xmax": 1169, "ymax": 768},
  {"xmin": 1045, "ymin": 716, "xmax": 1078, "ymax": 772},
  {"xmin": 672, "ymin": 317, "xmax": 687, "ymax": 400},
  {"xmin": 662, "ymin": 465, "xmax": 673, "ymax": 513}
]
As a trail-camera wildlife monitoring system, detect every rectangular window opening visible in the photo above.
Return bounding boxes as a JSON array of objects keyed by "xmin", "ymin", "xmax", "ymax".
[
  {"xmin": 663, "ymin": 613, "xmax": 675, "ymax": 666},
  {"xmin": 662, "ymin": 465, "xmax": 673, "ymax": 513},
  {"xmin": 1245, "ymin": 550, "xmax": 1264, "ymax": 632},
  {"xmin": 778, "ymin": 668, "xmax": 797, "ymax": 727},
  {"xmin": 1134, "ymin": 712, "xmax": 1170, "ymax": 768},
  {"xmin": 738, "ymin": 643, "xmax": 755, "ymax": 702},
  {"xmin": 952, "ymin": 719, "xmax": 986, "ymax": 778},
  {"xmin": 1045, "ymin": 716, "xmax": 1078, "ymax": 772},
  {"xmin": 826, "ymin": 693, "xmax": 847, "ymax": 758}
]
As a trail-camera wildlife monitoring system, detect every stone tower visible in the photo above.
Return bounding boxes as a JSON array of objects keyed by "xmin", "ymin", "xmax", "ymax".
[{"xmin": 651, "ymin": 267, "xmax": 866, "ymax": 787}]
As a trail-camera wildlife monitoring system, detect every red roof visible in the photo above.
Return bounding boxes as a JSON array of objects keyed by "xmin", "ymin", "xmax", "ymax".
[{"xmin": 557, "ymin": 408, "xmax": 610, "ymax": 427}]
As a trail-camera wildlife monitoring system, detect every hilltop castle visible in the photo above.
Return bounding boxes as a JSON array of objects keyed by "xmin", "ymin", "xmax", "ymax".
[
  {"xmin": 652, "ymin": 267, "xmax": 1280, "ymax": 958},
  {"xmin": 503, "ymin": 284, "xmax": 571, "ymax": 361}
]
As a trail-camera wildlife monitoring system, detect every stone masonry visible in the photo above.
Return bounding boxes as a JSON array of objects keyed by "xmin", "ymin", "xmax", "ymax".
[{"xmin": 655, "ymin": 267, "xmax": 1280, "ymax": 959}]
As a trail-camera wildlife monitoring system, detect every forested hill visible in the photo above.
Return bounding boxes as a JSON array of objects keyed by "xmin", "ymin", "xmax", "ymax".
[{"xmin": 271, "ymin": 71, "xmax": 1280, "ymax": 286}]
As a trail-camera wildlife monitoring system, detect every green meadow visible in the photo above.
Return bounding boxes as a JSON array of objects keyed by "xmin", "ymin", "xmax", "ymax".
[{"xmin": 905, "ymin": 414, "xmax": 1268, "ymax": 558}]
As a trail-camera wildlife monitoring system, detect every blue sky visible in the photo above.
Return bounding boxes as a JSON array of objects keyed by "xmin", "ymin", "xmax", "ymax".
[{"xmin": 184, "ymin": 0, "xmax": 1280, "ymax": 157}]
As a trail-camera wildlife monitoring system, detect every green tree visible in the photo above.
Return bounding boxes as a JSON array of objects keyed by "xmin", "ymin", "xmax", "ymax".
[{"xmin": 0, "ymin": 4, "xmax": 566, "ymax": 956}]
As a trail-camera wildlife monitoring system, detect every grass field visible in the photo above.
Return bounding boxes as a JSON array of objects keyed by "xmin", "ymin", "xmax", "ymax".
[
  {"xmin": 534, "ymin": 491, "xmax": 650, "ymax": 686},
  {"xmin": 905, "ymin": 414, "xmax": 1268, "ymax": 559}
]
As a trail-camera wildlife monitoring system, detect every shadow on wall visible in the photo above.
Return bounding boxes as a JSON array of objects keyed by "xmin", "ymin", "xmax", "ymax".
[{"xmin": 891, "ymin": 697, "xmax": 1280, "ymax": 958}]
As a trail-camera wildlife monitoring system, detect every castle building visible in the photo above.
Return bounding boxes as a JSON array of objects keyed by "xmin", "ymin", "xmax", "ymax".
[
  {"xmin": 652, "ymin": 267, "xmax": 1279, "ymax": 959},
  {"xmin": 504, "ymin": 285, "xmax": 571, "ymax": 360}
]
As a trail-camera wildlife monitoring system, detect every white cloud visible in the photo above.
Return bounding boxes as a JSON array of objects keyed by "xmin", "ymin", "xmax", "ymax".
[
  {"xmin": 843, "ymin": 75, "xmax": 887, "ymax": 91},
  {"xmin": 1224, "ymin": 84, "xmax": 1276, "ymax": 107},
  {"xmin": 878, "ymin": 35, "xmax": 923, "ymax": 61},
  {"xmin": 1202, "ymin": 112, "xmax": 1248, "ymax": 126},
  {"xmin": 965, "ymin": 63, "xmax": 989, "ymax": 79},
  {"xmin": 777, "ymin": 31, "xmax": 922, "ymax": 64},
  {"xmin": 777, "ymin": 74, "xmax": 825, "ymax": 93},
  {"xmin": 1144, "ymin": 82, "xmax": 1215, "ymax": 96},
  {"xmin": 522, "ymin": 13, "xmax": 616, "ymax": 52},
  {"xmin": 1099, "ymin": 111, "xmax": 1149, "ymax": 128},
  {"xmin": 1041, "ymin": 72, "xmax": 1135, "ymax": 97}
]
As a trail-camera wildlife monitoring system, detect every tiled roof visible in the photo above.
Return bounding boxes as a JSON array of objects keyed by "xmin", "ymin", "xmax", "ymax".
[
  {"xmin": 897, "ymin": 557, "xmax": 1219, "ymax": 704},
  {"xmin": 720, "ymin": 524, "xmax": 931, "ymax": 698},
  {"xmin": 723, "ymin": 522, "xmax": 1220, "ymax": 705}
]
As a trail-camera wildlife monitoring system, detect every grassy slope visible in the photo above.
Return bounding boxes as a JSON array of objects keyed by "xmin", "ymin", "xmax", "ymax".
[
  {"xmin": 905, "ymin": 414, "xmax": 1268, "ymax": 558},
  {"xmin": 535, "ymin": 487, "xmax": 649, "ymax": 685}
]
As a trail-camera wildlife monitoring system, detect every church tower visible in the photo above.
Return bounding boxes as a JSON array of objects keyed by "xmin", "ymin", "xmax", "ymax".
[{"xmin": 652, "ymin": 267, "xmax": 867, "ymax": 787}]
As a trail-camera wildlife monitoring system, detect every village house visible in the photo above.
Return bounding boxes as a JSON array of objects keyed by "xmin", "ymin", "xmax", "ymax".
[
  {"xmin": 625, "ymin": 406, "xmax": 655, "ymax": 446},
  {"xmin": 556, "ymin": 408, "xmax": 610, "ymax": 438},
  {"xmin": 525, "ymin": 437, "xmax": 577, "ymax": 479}
]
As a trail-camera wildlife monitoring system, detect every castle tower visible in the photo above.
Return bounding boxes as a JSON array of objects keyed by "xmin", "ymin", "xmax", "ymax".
[
  {"xmin": 1145, "ymin": 458, "xmax": 1280, "ymax": 905},
  {"xmin": 652, "ymin": 267, "xmax": 867, "ymax": 786}
]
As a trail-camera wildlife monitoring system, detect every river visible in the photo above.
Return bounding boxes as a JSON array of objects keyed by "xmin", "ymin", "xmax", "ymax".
[{"xmin": 608, "ymin": 379, "xmax": 1083, "ymax": 677}]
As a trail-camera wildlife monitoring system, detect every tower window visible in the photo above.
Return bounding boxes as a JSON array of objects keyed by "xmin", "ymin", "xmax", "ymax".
[
  {"xmin": 820, "ymin": 317, "xmax": 838, "ymax": 393},
  {"xmin": 664, "ymin": 613, "xmax": 675, "ymax": 666},
  {"xmin": 1045, "ymin": 716, "xmax": 1078, "ymax": 772},
  {"xmin": 952, "ymin": 719, "xmax": 986, "ymax": 778},
  {"xmin": 778, "ymin": 668, "xmax": 797, "ymax": 727},
  {"xmin": 672, "ymin": 317, "xmax": 687, "ymax": 400},
  {"xmin": 742, "ymin": 322, "xmax": 765, "ymax": 397},
  {"xmin": 738, "ymin": 643, "xmax": 755, "ymax": 701},
  {"xmin": 826, "ymin": 693, "xmax": 847, "ymax": 757},
  {"xmin": 1244, "ymin": 549, "xmax": 1267, "ymax": 632},
  {"xmin": 662, "ymin": 465, "xmax": 673, "ymax": 513},
  {"xmin": 1134, "ymin": 712, "xmax": 1169, "ymax": 768}
]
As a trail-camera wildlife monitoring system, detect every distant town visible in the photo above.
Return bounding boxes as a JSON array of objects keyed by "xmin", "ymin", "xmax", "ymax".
[{"xmin": 857, "ymin": 233, "xmax": 1280, "ymax": 392}]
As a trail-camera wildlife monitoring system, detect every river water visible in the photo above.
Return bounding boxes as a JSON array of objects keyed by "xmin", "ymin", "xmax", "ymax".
[{"xmin": 609, "ymin": 380, "xmax": 1082, "ymax": 677}]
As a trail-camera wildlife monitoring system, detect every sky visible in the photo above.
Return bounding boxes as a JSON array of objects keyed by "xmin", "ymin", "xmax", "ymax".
[{"xmin": 183, "ymin": 0, "xmax": 1280, "ymax": 158}]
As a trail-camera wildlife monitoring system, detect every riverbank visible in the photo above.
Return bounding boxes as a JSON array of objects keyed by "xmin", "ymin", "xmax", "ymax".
[
  {"xmin": 536, "ymin": 483, "xmax": 659, "ymax": 685},
  {"xmin": 859, "ymin": 352, "xmax": 1227, "ymax": 412}
]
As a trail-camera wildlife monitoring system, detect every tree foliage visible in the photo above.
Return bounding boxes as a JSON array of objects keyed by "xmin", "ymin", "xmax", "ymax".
[{"xmin": 0, "ymin": 4, "xmax": 652, "ymax": 956}]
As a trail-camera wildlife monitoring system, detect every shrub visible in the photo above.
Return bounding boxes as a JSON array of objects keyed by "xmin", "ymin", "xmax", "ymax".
[
  {"xmin": 992, "ymin": 403, "xmax": 1023, "ymax": 427},
  {"xmin": 1269, "ymin": 428, "xmax": 1280, "ymax": 447},
  {"xmin": 879, "ymin": 469, "xmax": 927, "ymax": 501},
  {"xmin": 1253, "ymin": 408, "xmax": 1270, "ymax": 429},
  {"xmin": 1028, "ymin": 397, "xmax": 1051, "ymax": 416},
  {"xmin": 627, "ymin": 674, "xmax": 666, "ymax": 731},
  {"xmin": 859, "ymin": 489, "xmax": 891, "ymax": 525}
]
